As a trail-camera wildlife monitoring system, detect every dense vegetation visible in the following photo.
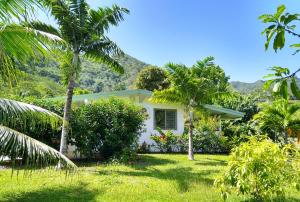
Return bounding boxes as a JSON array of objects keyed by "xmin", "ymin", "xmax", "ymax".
[
  {"xmin": 6, "ymin": 54, "xmax": 148, "ymax": 97},
  {"xmin": 70, "ymin": 98, "xmax": 145, "ymax": 161}
]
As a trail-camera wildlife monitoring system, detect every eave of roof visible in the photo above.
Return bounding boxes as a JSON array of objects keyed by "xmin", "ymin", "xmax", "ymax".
[
  {"xmin": 48, "ymin": 89, "xmax": 244, "ymax": 119},
  {"xmin": 48, "ymin": 89, "xmax": 152, "ymax": 102}
]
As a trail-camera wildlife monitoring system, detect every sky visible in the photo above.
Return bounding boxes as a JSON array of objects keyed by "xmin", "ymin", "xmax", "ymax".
[{"xmin": 40, "ymin": 0, "xmax": 300, "ymax": 82}]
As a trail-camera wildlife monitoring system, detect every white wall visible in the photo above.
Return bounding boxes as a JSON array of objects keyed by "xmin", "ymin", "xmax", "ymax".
[
  {"xmin": 66, "ymin": 95, "xmax": 185, "ymax": 158},
  {"xmin": 137, "ymin": 100, "xmax": 185, "ymax": 146}
]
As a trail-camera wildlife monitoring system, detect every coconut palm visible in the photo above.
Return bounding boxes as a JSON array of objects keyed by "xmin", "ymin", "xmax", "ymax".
[
  {"xmin": 254, "ymin": 99, "xmax": 300, "ymax": 144},
  {"xmin": 151, "ymin": 57, "xmax": 229, "ymax": 160},
  {"xmin": 0, "ymin": 99, "xmax": 76, "ymax": 169},
  {"xmin": 26, "ymin": 0, "xmax": 129, "ymax": 155},
  {"xmin": 0, "ymin": 0, "xmax": 75, "ymax": 169}
]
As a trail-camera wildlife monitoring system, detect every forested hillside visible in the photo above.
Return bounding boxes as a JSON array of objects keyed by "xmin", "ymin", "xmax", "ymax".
[
  {"xmin": 0, "ymin": 54, "xmax": 148, "ymax": 98},
  {"xmin": 3, "ymin": 53, "xmax": 298, "ymax": 98}
]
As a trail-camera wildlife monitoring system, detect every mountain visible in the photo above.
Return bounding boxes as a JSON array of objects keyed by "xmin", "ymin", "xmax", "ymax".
[
  {"xmin": 231, "ymin": 78, "xmax": 300, "ymax": 94},
  {"xmin": 2, "ymin": 53, "xmax": 299, "ymax": 98},
  {"xmin": 230, "ymin": 80, "xmax": 265, "ymax": 93}
]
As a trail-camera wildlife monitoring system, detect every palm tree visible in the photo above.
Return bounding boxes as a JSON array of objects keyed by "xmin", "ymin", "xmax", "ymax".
[
  {"xmin": 27, "ymin": 0, "xmax": 129, "ymax": 155},
  {"xmin": 0, "ymin": 99, "xmax": 76, "ymax": 169},
  {"xmin": 151, "ymin": 57, "xmax": 228, "ymax": 160},
  {"xmin": 0, "ymin": 0, "xmax": 75, "ymax": 169},
  {"xmin": 254, "ymin": 99, "xmax": 300, "ymax": 144}
]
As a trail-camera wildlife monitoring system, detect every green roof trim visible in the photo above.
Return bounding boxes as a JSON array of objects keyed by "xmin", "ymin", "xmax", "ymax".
[
  {"xmin": 204, "ymin": 104, "xmax": 245, "ymax": 119},
  {"xmin": 49, "ymin": 89, "xmax": 244, "ymax": 119},
  {"xmin": 48, "ymin": 89, "xmax": 152, "ymax": 102}
]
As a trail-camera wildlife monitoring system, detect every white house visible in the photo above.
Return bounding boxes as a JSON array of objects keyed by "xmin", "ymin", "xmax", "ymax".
[{"xmin": 52, "ymin": 89, "xmax": 244, "ymax": 157}]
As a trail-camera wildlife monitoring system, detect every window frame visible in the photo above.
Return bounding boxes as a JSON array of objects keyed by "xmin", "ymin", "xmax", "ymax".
[{"xmin": 154, "ymin": 108, "xmax": 177, "ymax": 130}]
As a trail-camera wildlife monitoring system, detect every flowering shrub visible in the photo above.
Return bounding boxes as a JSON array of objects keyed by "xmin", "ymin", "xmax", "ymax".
[{"xmin": 150, "ymin": 128, "xmax": 178, "ymax": 152}]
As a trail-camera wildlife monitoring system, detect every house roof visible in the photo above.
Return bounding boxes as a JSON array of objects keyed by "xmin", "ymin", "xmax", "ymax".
[{"xmin": 49, "ymin": 89, "xmax": 244, "ymax": 119}]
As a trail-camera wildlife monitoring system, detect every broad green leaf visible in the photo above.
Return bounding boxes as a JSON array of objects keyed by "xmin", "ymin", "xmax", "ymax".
[
  {"xmin": 263, "ymin": 79, "xmax": 275, "ymax": 90},
  {"xmin": 290, "ymin": 44, "xmax": 300, "ymax": 48},
  {"xmin": 284, "ymin": 14, "xmax": 299, "ymax": 25},
  {"xmin": 291, "ymin": 77, "xmax": 300, "ymax": 99},
  {"xmin": 275, "ymin": 5, "xmax": 286, "ymax": 19},
  {"xmin": 280, "ymin": 79, "xmax": 288, "ymax": 99},
  {"xmin": 273, "ymin": 31, "xmax": 285, "ymax": 51},
  {"xmin": 265, "ymin": 30, "xmax": 275, "ymax": 50}
]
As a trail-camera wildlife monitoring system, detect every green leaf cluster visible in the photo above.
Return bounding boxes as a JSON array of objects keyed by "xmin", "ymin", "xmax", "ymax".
[{"xmin": 215, "ymin": 137, "xmax": 300, "ymax": 201}]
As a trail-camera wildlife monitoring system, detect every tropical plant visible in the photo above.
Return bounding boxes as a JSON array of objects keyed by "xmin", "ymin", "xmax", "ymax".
[
  {"xmin": 260, "ymin": 4, "xmax": 300, "ymax": 99},
  {"xmin": 215, "ymin": 137, "xmax": 300, "ymax": 201},
  {"xmin": 135, "ymin": 66, "xmax": 170, "ymax": 91},
  {"xmin": 0, "ymin": 0, "xmax": 76, "ymax": 169},
  {"xmin": 26, "ymin": 0, "xmax": 129, "ymax": 156},
  {"xmin": 151, "ymin": 56, "xmax": 229, "ymax": 160},
  {"xmin": 150, "ymin": 128, "xmax": 178, "ymax": 153},
  {"xmin": 214, "ymin": 92, "xmax": 260, "ymax": 122},
  {"xmin": 253, "ymin": 99, "xmax": 300, "ymax": 144},
  {"xmin": 0, "ymin": 98, "xmax": 76, "ymax": 169},
  {"xmin": 70, "ymin": 98, "xmax": 145, "ymax": 160}
]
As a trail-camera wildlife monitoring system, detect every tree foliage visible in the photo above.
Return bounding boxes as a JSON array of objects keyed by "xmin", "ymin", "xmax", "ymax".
[
  {"xmin": 151, "ymin": 56, "xmax": 230, "ymax": 160},
  {"xmin": 135, "ymin": 66, "xmax": 170, "ymax": 91},
  {"xmin": 260, "ymin": 4, "xmax": 300, "ymax": 99}
]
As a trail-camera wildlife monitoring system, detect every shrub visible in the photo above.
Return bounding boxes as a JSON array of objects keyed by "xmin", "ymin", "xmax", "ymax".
[
  {"xmin": 150, "ymin": 128, "xmax": 178, "ymax": 152},
  {"xmin": 192, "ymin": 131, "xmax": 229, "ymax": 153},
  {"xmin": 214, "ymin": 137, "xmax": 300, "ymax": 201},
  {"xmin": 70, "ymin": 97, "xmax": 145, "ymax": 161},
  {"xmin": 190, "ymin": 117, "xmax": 230, "ymax": 153}
]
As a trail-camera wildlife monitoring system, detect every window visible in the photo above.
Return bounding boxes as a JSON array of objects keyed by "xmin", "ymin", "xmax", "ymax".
[{"xmin": 154, "ymin": 109, "xmax": 177, "ymax": 130}]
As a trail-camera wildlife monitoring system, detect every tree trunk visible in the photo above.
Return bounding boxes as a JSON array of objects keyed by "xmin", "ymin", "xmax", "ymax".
[
  {"xmin": 59, "ymin": 77, "xmax": 75, "ymax": 155},
  {"xmin": 59, "ymin": 53, "xmax": 79, "ymax": 156},
  {"xmin": 188, "ymin": 110, "xmax": 194, "ymax": 160}
]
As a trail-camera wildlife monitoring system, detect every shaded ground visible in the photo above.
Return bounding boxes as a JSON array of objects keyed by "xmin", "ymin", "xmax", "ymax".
[{"xmin": 0, "ymin": 154, "xmax": 299, "ymax": 202}]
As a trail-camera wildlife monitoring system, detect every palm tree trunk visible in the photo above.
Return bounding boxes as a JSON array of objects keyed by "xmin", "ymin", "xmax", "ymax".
[
  {"xmin": 59, "ymin": 77, "xmax": 75, "ymax": 155},
  {"xmin": 59, "ymin": 53, "xmax": 79, "ymax": 155},
  {"xmin": 188, "ymin": 110, "xmax": 194, "ymax": 160}
]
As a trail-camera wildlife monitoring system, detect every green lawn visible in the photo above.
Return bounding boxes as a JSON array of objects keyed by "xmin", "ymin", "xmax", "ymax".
[{"xmin": 0, "ymin": 154, "xmax": 299, "ymax": 202}]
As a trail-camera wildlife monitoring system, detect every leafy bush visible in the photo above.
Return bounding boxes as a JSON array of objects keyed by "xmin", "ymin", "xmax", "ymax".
[
  {"xmin": 190, "ymin": 117, "xmax": 230, "ymax": 153},
  {"xmin": 214, "ymin": 137, "xmax": 300, "ymax": 201},
  {"xmin": 70, "ymin": 98, "xmax": 145, "ymax": 161},
  {"xmin": 192, "ymin": 131, "xmax": 229, "ymax": 153},
  {"xmin": 150, "ymin": 128, "xmax": 178, "ymax": 152}
]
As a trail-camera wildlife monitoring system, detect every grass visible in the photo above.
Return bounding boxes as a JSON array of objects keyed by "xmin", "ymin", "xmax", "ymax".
[{"xmin": 0, "ymin": 154, "xmax": 299, "ymax": 202}]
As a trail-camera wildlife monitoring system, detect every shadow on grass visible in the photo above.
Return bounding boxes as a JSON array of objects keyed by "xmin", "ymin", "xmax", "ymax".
[
  {"xmin": 1, "ymin": 182, "xmax": 101, "ymax": 202},
  {"xmin": 195, "ymin": 158, "xmax": 227, "ymax": 167},
  {"xmin": 99, "ymin": 165, "xmax": 218, "ymax": 193},
  {"xmin": 129, "ymin": 154, "xmax": 177, "ymax": 170}
]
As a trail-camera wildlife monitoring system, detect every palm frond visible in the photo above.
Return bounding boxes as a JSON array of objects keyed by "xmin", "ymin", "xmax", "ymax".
[
  {"xmin": 0, "ymin": 99, "xmax": 61, "ymax": 128},
  {"xmin": 84, "ymin": 49, "xmax": 124, "ymax": 74},
  {"xmin": 0, "ymin": 125, "xmax": 76, "ymax": 169},
  {"xmin": 25, "ymin": 21, "xmax": 62, "ymax": 38},
  {"xmin": 150, "ymin": 88, "xmax": 184, "ymax": 104},
  {"xmin": 288, "ymin": 104, "xmax": 300, "ymax": 115},
  {"xmin": 0, "ymin": 23, "xmax": 62, "ymax": 81},
  {"xmin": 89, "ymin": 4, "xmax": 129, "ymax": 34},
  {"xmin": 83, "ymin": 36, "xmax": 123, "ymax": 57},
  {"xmin": 0, "ymin": 0, "xmax": 43, "ymax": 21}
]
